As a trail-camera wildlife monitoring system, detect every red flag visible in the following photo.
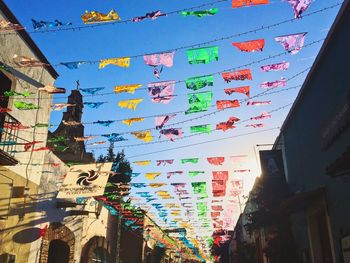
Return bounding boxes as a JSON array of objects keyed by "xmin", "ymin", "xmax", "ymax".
[
  {"xmin": 216, "ymin": 100, "xmax": 240, "ymax": 110},
  {"xmin": 232, "ymin": 39, "xmax": 265, "ymax": 52},
  {"xmin": 222, "ymin": 69, "xmax": 252, "ymax": 83},
  {"xmin": 207, "ymin": 157, "xmax": 225, "ymax": 166},
  {"xmin": 232, "ymin": 0, "xmax": 269, "ymax": 8},
  {"xmin": 224, "ymin": 86, "xmax": 250, "ymax": 97}
]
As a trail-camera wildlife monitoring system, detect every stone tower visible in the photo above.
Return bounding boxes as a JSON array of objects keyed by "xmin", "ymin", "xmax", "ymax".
[{"xmin": 48, "ymin": 89, "xmax": 94, "ymax": 164}]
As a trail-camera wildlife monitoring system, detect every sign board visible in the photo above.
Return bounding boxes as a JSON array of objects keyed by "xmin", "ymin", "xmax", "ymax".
[
  {"xmin": 259, "ymin": 150, "xmax": 285, "ymax": 178},
  {"xmin": 342, "ymin": 235, "xmax": 350, "ymax": 263},
  {"xmin": 57, "ymin": 162, "xmax": 112, "ymax": 198}
]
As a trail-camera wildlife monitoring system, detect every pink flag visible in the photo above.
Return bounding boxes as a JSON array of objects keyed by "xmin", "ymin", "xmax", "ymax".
[
  {"xmin": 250, "ymin": 112, "xmax": 271, "ymax": 120},
  {"xmin": 155, "ymin": 114, "xmax": 176, "ymax": 129},
  {"xmin": 143, "ymin": 51, "xmax": 175, "ymax": 67},
  {"xmin": 246, "ymin": 123, "xmax": 264, "ymax": 128},
  {"xmin": 159, "ymin": 128, "xmax": 183, "ymax": 141},
  {"xmin": 246, "ymin": 100, "xmax": 271, "ymax": 106},
  {"xmin": 260, "ymin": 61, "xmax": 290, "ymax": 72},
  {"xmin": 148, "ymin": 81, "xmax": 175, "ymax": 104},
  {"xmin": 260, "ymin": 78, "xmax": 286, "ymax": 88},
  {"xmin": 275, "ymin": 32, "xmax": 307, "ymax": 55},
  {"xmin": 224, "ymin": 86, "xmax": 250, "ymax": 97},
  {"xmin": 156, "ymin": 159, "xmax": 174, "ymax": 166},
  {"xmin": 286, "ymin": 0, "xmax": 312, "ymax": 18}
]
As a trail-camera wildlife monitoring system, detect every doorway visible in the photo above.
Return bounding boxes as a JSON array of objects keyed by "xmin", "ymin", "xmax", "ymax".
[{"xmin": 48, "ymin": 240, "xmax": 70, "ymax": 263}]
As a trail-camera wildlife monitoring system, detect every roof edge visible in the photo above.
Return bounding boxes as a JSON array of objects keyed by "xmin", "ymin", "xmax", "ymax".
[{"xmin": 0, "ymin": 1, "xmax": 59, "ymax": 79}]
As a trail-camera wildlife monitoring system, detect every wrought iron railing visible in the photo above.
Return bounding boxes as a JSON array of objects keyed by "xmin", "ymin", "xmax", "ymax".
[{"xmin": 0, "ymin": 113, "xmax": 20, "ymax": 162}]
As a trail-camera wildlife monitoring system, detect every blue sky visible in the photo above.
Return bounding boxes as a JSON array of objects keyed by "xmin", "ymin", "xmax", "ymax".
[{"xmin": 4, "ymin": 0, "xmax": 342, "ymax": 256}]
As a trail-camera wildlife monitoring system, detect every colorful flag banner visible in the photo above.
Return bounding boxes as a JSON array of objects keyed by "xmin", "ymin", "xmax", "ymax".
[
  {"xmin": 94, "ymin": 120, "xmax": 114, "ymax": 127},
  {"xmin": 224, "ymin": 86, "xmax": 250, "ymax": 97},
  {"xmin": 13, "ymin": 54, "xmax": 45, "ymax": 67},
  {"xmin": 57, "ymin": 162, "xmax": 112, "ymax": 198},
  {"xmin": 186, "ymin": 91, "xmax": 213, "ymax": 114},
  {"xmin": 159, "ymin": 128, "xmax": 183, "ymax": 141},
  {"xmin": 99, "ymin": 57, "xmax": 130, "ymax": 69},
  {"xmin": 143, "ymin": 51, "xmax": 175, "ymax": 67},
  {"xmin": 247, "ymin": 100, "xmax": 271, "ymax": 106},
  {"xmin": 145, "ymin": 173, "xmax": 161, "ymax": 180},
  {"xmin": 156, "ymin": 159, "xmax": 174, "ymax": 166},
  {"xmin": 101, "ymin": 133, "xmax": 127, "ymax": 142},
  {"xmin": 232, "ymin": 0, "xmax": 269, "ymax": 8},
  {"xmin": 286, "ymin": 0, "xmax": 312, "ymax": 18},
  {"xmin": 122, "ymin": 117, "xmax": 145, "ymax": 126},
  {"xmin": 260, "ymin": 61, "xmax": 290, "ymax": 72},
  {"xmin": 81, "ymin": 10, "xmax": 121, "ymax": 24},
  {"xmin": 180, "ymin": 8, "xmax": 219, "ymax": 17},
  {"xmin": 189, "ymin": 171, "xmax": 205, "ymax": 177},
  {"xmin": 250, "ymin": 112, "xmax": 271, "ymax": 120},
  {"xmin": 216, "ymin": 100, "xmax": 240, "ymax": 110},
  {"xmin": 118, "ymin": 99, "xmax": 143, "ymax": 110},
  {"xmin": 275, "ymin": 32, "xmax": 307, "ymax": 55},
  {"xmin": 79, "ymin": 87, "xmax": 104, "ymax": 95},
  {"xmin": 133, "ymin": 160, "xmax": 151, "ymax": 166},
  {"xmin": 114, "ymin": 84, "xmax": 142, "ymax": 94},
  {"xmin": 132, "ymin": 10, "xmax": 165, "ymax": 22},
  {"xmin": 216, "ymin": 116, "xmax": 240, "ymax": 132},
  {"xmin": 32, "ymin": 19, "xmax": 72, "ymax": 30},
  {"xmin": 0, "ymin": 19, "xmax": 24, "ymax": 32},
  {"xmin": 181, "ymin": 158, "xmax": 199, "ymax": 164},
  {"xmin": 60, "ymin": 61, "xmax": 86, "ymax": 69},
  {"xmin": 84, "ymin": 102, "xmax": 106, "ymax": 109},
  {"xmin": 148, "ymin": 80, "xmax": 175, "ymax": 104},
  {"xmin": 222, "ymin": 69, "xmax": 252, "ymax": 83},
  {"xmin": 187, "ymin": 46, "xmax": 218, "ymax": 64},
  {"xmin": 260, "ymin": 78, "xmax": 286, "ymax": 88},
  {"xmin": 190, "ymin": 124, "xmax": 211, "ymax": 134},
  {"xmin": 185, "ymin": 75, "xmax": 214, "ymax": 91},
  {"xmin": 155, "ymin": 114, "xmax": 176, "ymax": 130},
  {"xmin": 232, "ymin": 39, "xmax": 265, "ymax": 52},
  {"xmin": 14, "ymin": 101, "xmax": 39, "ymax": 110},
  {"xmin": 207, "ymin": 157, "xmax": 225, "ymax": 166},
  {"xmin": 131, "ymin": 131, "xmax": 153, "ymax": 142}
]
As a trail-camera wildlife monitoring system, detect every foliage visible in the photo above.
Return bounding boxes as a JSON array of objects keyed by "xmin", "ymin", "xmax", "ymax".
[{"xmin": 97, "ymin": 143, "xmax": 132, "ymax": 184}]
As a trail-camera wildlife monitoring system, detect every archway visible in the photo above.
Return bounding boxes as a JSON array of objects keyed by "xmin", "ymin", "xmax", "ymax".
[
  {"xmin": 48, "ymin": 240, "xmax": 70, "ymax": 263},
  {"xmin": 81, "ymin": 236, "xmax": 112, "ymax": 263},
  {"xmin": 39, "ymin": 223, "xmax": 75, "ymax": 263}
]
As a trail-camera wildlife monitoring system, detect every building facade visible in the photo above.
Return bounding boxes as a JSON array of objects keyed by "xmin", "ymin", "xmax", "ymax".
[{"xmin": 273, "ymin": 1, "xmax": 350, "ymax": 262}]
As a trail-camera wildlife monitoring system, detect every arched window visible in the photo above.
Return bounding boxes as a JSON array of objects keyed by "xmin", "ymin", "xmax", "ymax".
[
  {"xmin": 91, "ymin": 247, "xmax": 111, "ymax": 263},
  {"xmin": 48, "ymin": 240, "xmax": 70, "ymax": 263}
]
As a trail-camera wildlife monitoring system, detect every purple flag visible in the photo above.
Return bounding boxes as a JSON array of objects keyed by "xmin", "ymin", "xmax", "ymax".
[
  {"xmin": 155, "ymin": 114, "xmax": 176, "ymax": 130},
  {"xmin": 275, "ymin": 32, "xmax": 307, "ymax": 55}
]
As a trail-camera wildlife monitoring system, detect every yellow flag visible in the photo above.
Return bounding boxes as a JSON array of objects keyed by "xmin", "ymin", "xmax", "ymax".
[
  {"xmin": 145, "ymin": 173, "xmax": 161, "ymax": 180},
  {"xmin": 82, "ymin": 10, "xmax": 121, "ymax": 24},
  {"xmin": 122, "ymin": 117, "xmax": 144, "ymax": 126},
  {"xmin": 131, "ymin": 131, "xmax": 153, "ymax": 143},
  {"xmin": 118, "ymin": 98, "xmax": 143, "ymax": 110},
  {"xmin": 149, "ymin": 183, "xmax": 166, "ymax": 188},
  {"xmin": 115, "ymin": 84, "xmax": 142, "ymax": 94},
  {"xmin": 99, "ymin": 57, "xmax": 130, "ymax": 69},
  {"xmin": 133, "ymin": 160, "xmax": 151, "ymax": 166}
]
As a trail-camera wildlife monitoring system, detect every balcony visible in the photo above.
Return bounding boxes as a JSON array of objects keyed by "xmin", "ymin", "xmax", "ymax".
[{"xmin": 0, "ymin": 113, "xmax": 19, "ymax": 165}]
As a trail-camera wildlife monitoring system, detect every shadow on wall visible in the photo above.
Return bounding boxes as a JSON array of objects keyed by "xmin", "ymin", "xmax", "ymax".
[{"xmin": 0, "ymin": 192, "xmax": 83, "ymax": 245}]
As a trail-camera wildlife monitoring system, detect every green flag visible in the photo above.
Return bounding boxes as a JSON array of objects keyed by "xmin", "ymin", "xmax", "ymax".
[
  {"xmin": 187, "ymin": 46, "xmax": 218, "ymax": 64},
  {"xmin": 180, "ymin": 8, "xmax": 219, "ymax": 18},
  {"xmin": 196, "ymin": 202, "xmax": 207, "ymax": 217},
  {"xmin": 48, "ymin": 136, "xmax": 65, "ymax": 143},
  {"xmin": 185, "ymin": 75, "xmax": 214, "ymax": 90},
  {"xmin": 181, "ymin": 158, "xmax": 199, "ymax": 164},
  {"xmin": 190, "ymin": 124, "xmax": 211, "ymax": 134},
  {"xmin": 14, "ymin": 101, "xmax": 39, "ymax": 110},
  {"xmin": 186, "ymin": 91, "xmax": 213, "ymax": 114},
  {"xmin": 192, "ymin": 182, "xmax": 207, "ymax": 194},
  {"xmin": 188, "ymin": 171, "xmax": 205, "ymax": 177}
]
